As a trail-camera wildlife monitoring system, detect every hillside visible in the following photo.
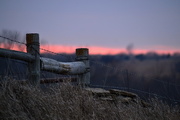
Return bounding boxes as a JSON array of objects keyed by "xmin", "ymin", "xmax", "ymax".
[{"xmin": 0, "ymin": 79, "xmax": 179, "ymax": 120}]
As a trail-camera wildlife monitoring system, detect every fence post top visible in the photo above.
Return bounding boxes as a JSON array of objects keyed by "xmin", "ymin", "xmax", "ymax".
[
  {"xmin": 76, "ymin": 48, "xmax": 88, "ymax": 50},
  {"xmin": 76, "ymin": 48, "xmax": 89, "ymax": 56},
  {"xmin": 26, "ymin": 33, "xmax": 39, "ymax": 35},
  {"xmin": 26, "ymin": 33, "xmax": 39, "ymax": 44}
]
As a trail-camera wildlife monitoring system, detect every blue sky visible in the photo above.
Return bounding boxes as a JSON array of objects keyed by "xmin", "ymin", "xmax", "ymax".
[{"xmin": 0, "ymin": 0, "xmax": 180, "ymax": 52}]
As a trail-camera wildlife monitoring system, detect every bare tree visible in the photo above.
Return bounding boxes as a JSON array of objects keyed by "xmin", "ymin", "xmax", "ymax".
[
  {"xmin": 0, "ymin": 29, "xmax": 25, "ymax": 51},
  {"xmin": 126, "ymin": 43, "xmax": 134, "ymax": 61},
  {"xmin": 126, "ymin": 43, "xmax": 134, "ymax": 55}
]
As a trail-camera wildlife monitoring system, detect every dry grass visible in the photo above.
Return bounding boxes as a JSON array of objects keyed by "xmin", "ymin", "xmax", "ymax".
[{"xmin": 0, "ymin": 78, "xmax": 179, "ymax": 120}]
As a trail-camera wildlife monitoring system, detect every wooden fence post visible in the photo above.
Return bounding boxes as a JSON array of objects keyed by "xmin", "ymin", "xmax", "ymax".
[
  {"xmin": 26, "ymin": 33, "xmax": 40, "ymax": 86},
  {"xmin": 76, "ymin": 48, "xmax": 90, "ymax": 88}
]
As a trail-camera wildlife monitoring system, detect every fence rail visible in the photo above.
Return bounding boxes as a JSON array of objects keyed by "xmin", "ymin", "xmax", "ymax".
[
  {"xmin": 0, "ymin": 48, "xmax": 34, "ymax": 62},
  {"xmin": 41, "ymin": 57, "xmax": 87, "ymax": 75},
  {"xmin": 0, "ymin": 33, "xmax": 90, "ymax": 87}
]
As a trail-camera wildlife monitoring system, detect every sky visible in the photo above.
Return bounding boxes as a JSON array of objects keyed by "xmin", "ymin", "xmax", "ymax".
[{"xmin": 0, "ymin": 0, "xmax": 180, "ymax": 55}]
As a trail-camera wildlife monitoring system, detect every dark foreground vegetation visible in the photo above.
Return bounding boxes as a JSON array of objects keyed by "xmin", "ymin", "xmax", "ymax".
[{"xmin": 0, "ymin": 79, "xmax": 179, "ymax": 120}]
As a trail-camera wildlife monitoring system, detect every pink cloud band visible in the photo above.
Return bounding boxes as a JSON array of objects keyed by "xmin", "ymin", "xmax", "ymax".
[{"xmin": 0, "ymin": 43, "xmax": 179, "ymax": 55}]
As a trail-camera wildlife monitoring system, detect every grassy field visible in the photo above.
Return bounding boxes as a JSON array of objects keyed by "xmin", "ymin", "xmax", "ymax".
[{"xmin": 0, "ymin": 79, "xmax": 180, "ymax": 120}]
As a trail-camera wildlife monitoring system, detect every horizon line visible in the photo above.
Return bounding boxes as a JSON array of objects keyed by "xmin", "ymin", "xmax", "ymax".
[{"xmin": 0, "ymin": 44, "xmax": 180, "ymax": 55}]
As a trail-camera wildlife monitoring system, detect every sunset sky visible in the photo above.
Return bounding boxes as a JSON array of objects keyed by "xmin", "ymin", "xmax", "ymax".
[{"xmin": 0, "ymin": 0, "xmax": 180, "ymax": 55}]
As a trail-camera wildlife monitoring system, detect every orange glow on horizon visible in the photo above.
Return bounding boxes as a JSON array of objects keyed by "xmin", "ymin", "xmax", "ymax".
[{"xmin": 0, "ymin": 43, "xmax": 180, "ymax": 55}]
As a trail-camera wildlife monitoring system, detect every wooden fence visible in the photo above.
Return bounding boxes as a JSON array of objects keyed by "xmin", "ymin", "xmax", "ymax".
[{"xmin": 0, "ymin": 33, "xmax": 90, "ymax": 87}]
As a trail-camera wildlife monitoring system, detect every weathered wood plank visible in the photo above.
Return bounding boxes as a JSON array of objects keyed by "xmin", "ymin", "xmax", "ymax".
[
  {"xmin": 40, "ymin": 57, "xmax": 86, "ymax": 75},
  {"xmin": 26, "ymin": 33, "xmax": 40, "ymax": 86},
  {"xmin": 16, "ymin": 77, "xmax": 77, "ymax": 85},
  {"xmin": 40, "ymin": 77, "xmax": 77, "ymax": 84},
  {"xmin": 84, "ymin": 88, "xmax": 111, "ymax": 97},
  {"xmin": 0, "ymin": 48, "xmax": 34, "ymax": 62},
  {"xmin": 109, "ymin": 89, "xmax": 138, "ymax": 98}
]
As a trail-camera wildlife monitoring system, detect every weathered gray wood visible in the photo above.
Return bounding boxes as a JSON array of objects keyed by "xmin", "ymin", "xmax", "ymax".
[
  {"xmin": 40, "ymin": 57, "xmax": 86, "ymax": 75},
  {"xmin": 0, "ymin": 48, "xmax": 34, "ymax": 62},
  {"xmin": 109, "ymin": 89, "xmax": 138, "ymax": 98},
  {"xmin": 40, "ymin": 77, "xmax": 77, "ymax": 84},
  {"xmin": 76, "ymin": 48, "xmax": 90, "ymax": 87},
  {"xmin": 26, "ymin": 33, "xmax": 40, "ymax": 86},
  {"xmin": 85, "ymin": 88, "xmax": 111, "ymax": 97}
]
